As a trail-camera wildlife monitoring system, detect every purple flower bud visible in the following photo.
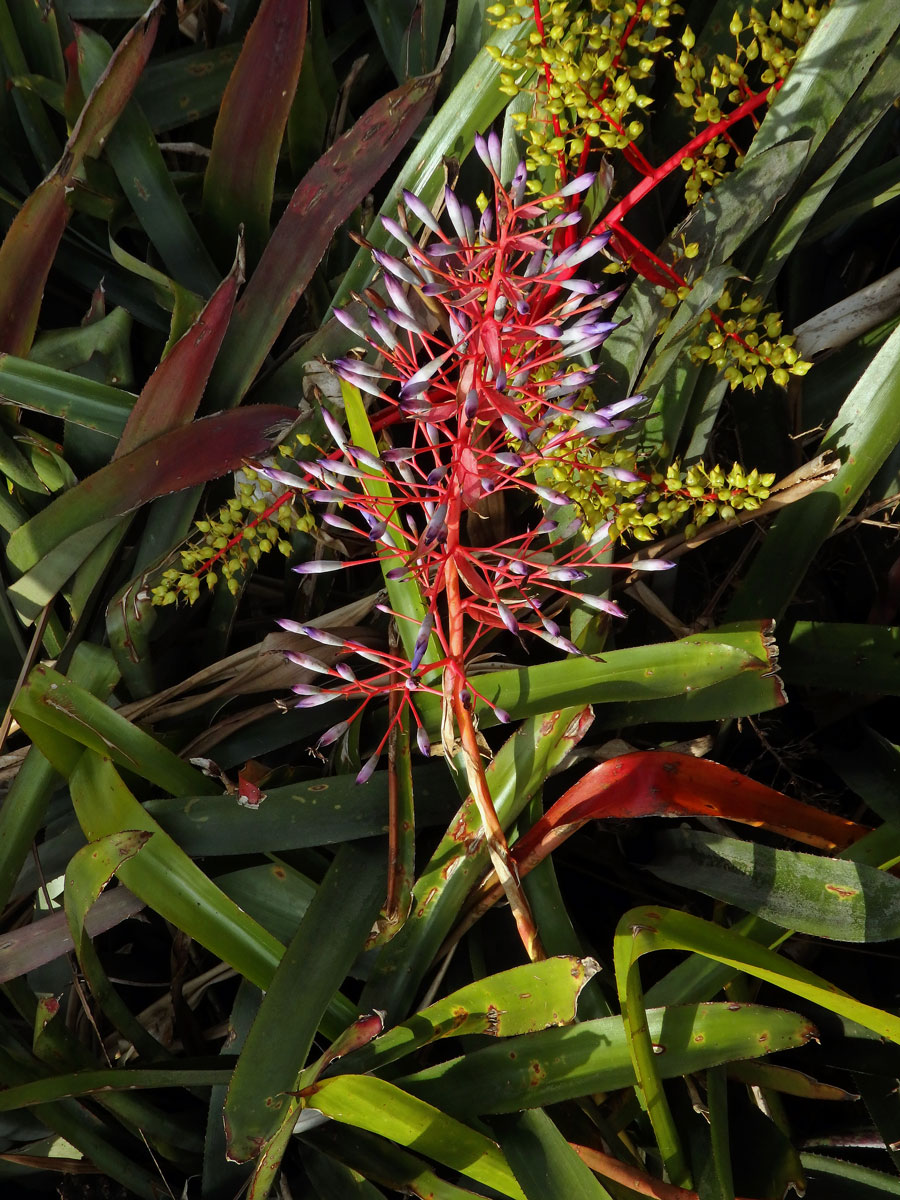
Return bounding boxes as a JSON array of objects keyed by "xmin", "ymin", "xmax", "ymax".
[
  {"xmin": 402, "ymin": 189, "xmax": 442, "ymax": 234},
  {"xmin": 602, "ymin": 466, "xmax": 641, "ymax": 483},
  {"xmin": 381, "ymin": 447, "xmax": 418, "ymax": 462},
  {"xmin": 588, "ymin": 521, "xmax": 613, "ymax": 546},
  {"xmin": 625, "ymin": 558, "xmax": 676, "ymax": 572},
  {"xmin": 533, "ymin": 323, "xmax": 562, "ymax": 339},
  {"xmin": 333, "ymin": 307, "xmax": 367, "ymax": 339},
  {"xmin": 256, "ymin": 466, "xmax": 310, "ymax": 490},
  {"xmin": 533, "ymin": 485, "xmax": 570, "ymax": 507},
  {"xmin": 384, "ymin": 307, "xmax": 428, "ymax": 336},
  {"xmin": 373, "ymin": 250, "xmax": 420, "ymax": 286},
  {"xmin": 308, "ymin": 489, "xmax": 348, "ymax": 503},
  {"xmin": 335, "ymin": 661, "xmax": 358, "ymax": 683},
  {"xmin": 320, "ymin": 406, "xmax": 347, "ymax": 449},
  {"xmin": 293, "ymin": 559, "xmax": 346, "ymax": 574},
  {"xmin": 380, "ymin": 215, "xmax": 417, "ymax": 251},
  {"xmin": 383, "ymin": 272, "xmax": 417, "ymax": 319},
  {"xmin": 424, "ymin": 503, "xmax": 448, "ymax": 544},
  {"xmin": 284, "ymin": 651, "xmax": 329, "ymax": 673},
  {"xmin": 416, "ymin": 726, "xmax": 431, "ymax": 757},
  {"xmin": 494, "ymin": 707, "xmax": 512, "ymax": 724},
  {"xmin": 495, "ymin": 452, "xmax": 524, "ymax": 469},
  {"xmin": 464, "ymin": 389, "xmax": 479, "ymax": 421},
  {"xmin": 479, "ymin": 206, "xmax": 494, "ymax": 240},
  {"xmin": 321, "ymin": 513, "xmax": 360, "ymax": 534},
  {"xmin": 367, "ymin": 310, "xmax": 399, "ymax": 351},
  {"xmin": 497, "ymin": 602, "xmax": 519, "ymax": 634},
  {"xmin": 410, "ymin": 612, "xmax": 434, "ymax": 672},
  {"xmin": 426, "ymin": 464, "xmax": 449, "ymax": 487},
  {"xmin": 295, "ymin": 694, "xmax": 340, "ymax": 709},
  {"xmin": 599, "ymin": 393, "xmax": 647, "ymax": 418},
  {"xmin": 386, "ymin": 566, "xmax": 410, "ymax": 580},
  {"xmin": 545, "ymin": 567, "xmax": 589, "ymax": 582},
  {"xmin": 474, "ymin": 131, "xmax": 501, "ymax": 176},
  {"xmin": 535, "ymin": 518, "xmax": 558, "ymax": 535},
  {"xmin": 541, "ymin": 617, "xmax": 560, "ymax": 638},
  {"xmin": 277, "ymin": 621, "xmax": 345, "ymax": 647},
  {"xmin": 501, "ymin": 413, "xmax": 530, "ymax": 443},
  {"xmin": 508, "ymin": 559, "xmax": 532, "ymax": 577},
  {"xmin": 400, "ymin": 350, "xmax": 451, "ymax": 399},
  {"xmin": 576, "ymin": 594, "xmax": 626, "ymax": 618},
  {"xmin": 444, "ymin": 186, "xmax": 469, "ymax": 241},
  {"xmin": 346, "ymin": 445, "xmax": 384, "ymax": 473},
  {"xmin": 318, "ymin": 720, "xmax": 350, "ymax": 748},
  {"xmin": 556, "ymin": 172, "xmax": 596, "ymax": 197},
  {"xmin": 333, "ymin": 369, "xmax": 386, "ymax": 400},
  {"xmin": 510, "ymin": 160, "xmax": 527, "ymax": 205},
  {"xmin": 292, "ymin": 682, "xmax": 326, "ymax": 696}
]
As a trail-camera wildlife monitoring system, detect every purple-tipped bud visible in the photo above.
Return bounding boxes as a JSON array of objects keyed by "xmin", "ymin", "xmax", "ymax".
[
  {"xmin": 381, "ymin": 447, "xmax": 418, "ymax": 462},
  {"xmin": 602, "ymin": 466, "xmax": 641, "ymax": 483},
  {"xmin": 410, "ymin": 612, "xmax": 434, "ymax": 672},
  {"xmin": 321, "ymin": 513, "xmax": 359, "ymax": 535},
  {"xmin": 588, "ymin": 520, "xmax": 614, "ymax": 546},
  {"xmin": 511, "ymin": 160, "xmax": 527, "ymax": 205},
  {"xmin": 535, "ymin": 519, "xmax": 558, "ymax": 535},
  {"xmin": 501, "ymin": 413, "xmax": 530, "ymax": 443},
  {"xmin": 292, "ymin": 683, "xmax": 327, "ymax": 696},
  {"xmin": 474, "ymin": 131, "xmax": 500, "ymax": 176},
  {"xmin": 556, "ymin": 172, "xmax": 596, "ymax": 197},
  {"xmin": 318, "ymin": 720, "xmax": 350, "ymax": 748},
  {"xmin": 367, "ymin": 310, "xmax": 399, "ymax": 351},
  {"xmin": 495, "ymin": 452, "xmax": 525, "ymax": 469},
  {"xmin": 277, "ymin": 621, "xmax": 345, "ymax": 647},
  {"xmin": 295, "ymin": 694, "xmax": 340, "ymax": 709},
  {"xmin": 545, "ymin": 567, "xmax": 588, "ymax": 583},
  {"xmin": 373, "ymin": 250, "xmax": 419, "ymax": 286},
  {"xmin": 550, "ymin": 233, "xmax": 611, "ymax": 270},
  {"xmin": 383, "ymin": 272, "xmax": 417, "ymax": 319},
  {"xmin": 402, "ymin": 189, "xmax": 442, "ymax": 235},
  {"xmin": 256, "ymin": 466, "xmax": 310, "ymax": 490},
  {"xmin": 533, "ymin": 323, "xmax": 562, "ymax": 339},
  {"xmin": 533, "ymin": 485, "xmax": 570, "ymax": 507},
  {"xmin": 384, "ymin": 307, "xmax": 428, "ymax": 336},
  {"xmin": 400, "ymin": 351, "xmax": 450, "ymax": 399},
  {"xmin": 416, "ymin": 726, "xmax": 431, "ymax": 757},
  {"xmin": 321, "ymin": 405, "xmax": 348, "ymax": 449},
  {"xmin": 346, "ymin": 445, "xmax": 384, "ymax": 474},
  {"xmin": 497, "ymin": 602, "xmax": 519, "ymax": 634},
  {"xmin": 599, "ymin": 393, "xmax": 647, "ymax": 418},
  {"xmin": 541, "ymin": 617, "xmax": 561, "ymax": 638},
  {"xmin": 479, "ymin": 206, "xmax": 494, "ymax": 240},
  {"xmin": 333, "ymin": 368, "xmax": 386, "ymax": 400},
  {"xmin": 463, "ymin": 389, "xmax": 479, "ymax": 421},
  {"xmin": 626, "ymin": 558, "xmax": 676, "ymax": 572},
  {"xmin": 426, "ymin": 464, "xmax": 449, "ymax": 487},
  {"xmin": 508, "ymin": 559, "xmax": 532, "ymax": 577},
  {"xmin": 380, "ymin": 215, "xmax": 417, "ymax": 251},
  {"xmin": 284, "ymin": 651, "xmax": 330, "ymax": 673},
  {"xmin": 308, "ymin": 490, "xmax": 348, "ymax": 504},
  {"xmin": 293, "ymin": 559, "xmax": 346, "ymax": 574},
  {"xmin": 386, "ymin": 566, "xmax": 410, "ymax": 580},
  {"xmin": 576, "ymin": 594, "xmax": 626, "ymax": 618},
  {"xmin": 423, "ymin": 503, "xmax": 448, "ymax": 545},
  {"xmin": 444, "ymin": 186, "xmax": 469, "ymax": 241},
  {"xmin": 333, "ymin": 308, "xmax": 367, "ymax": 339},
  {"xmin": 355, "ymin": 753, "xmax": 380, "ymax": 785}
]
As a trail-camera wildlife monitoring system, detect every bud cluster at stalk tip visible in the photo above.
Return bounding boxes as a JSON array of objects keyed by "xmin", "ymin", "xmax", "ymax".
[{"xmin": 263, "ymin": 133, "xmax": 673, "ymax": 780}]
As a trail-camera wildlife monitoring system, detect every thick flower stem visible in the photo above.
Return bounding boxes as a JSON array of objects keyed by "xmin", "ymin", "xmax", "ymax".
[{"xmin": 444, "ymin": 544, "xmax": 545, "ymax": 963}]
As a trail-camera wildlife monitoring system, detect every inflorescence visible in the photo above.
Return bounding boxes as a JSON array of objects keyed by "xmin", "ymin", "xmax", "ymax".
[{"xmin": 262, "ymin": 135, "xmax": 673, "ymax": 779}]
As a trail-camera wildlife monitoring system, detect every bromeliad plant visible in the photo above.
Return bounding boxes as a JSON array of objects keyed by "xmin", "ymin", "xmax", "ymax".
[{"xmin": 264, "ymin": 136, "xmax": 680, "ymax": 954}]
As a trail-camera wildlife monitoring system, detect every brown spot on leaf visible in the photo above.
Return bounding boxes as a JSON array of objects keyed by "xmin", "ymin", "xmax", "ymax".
[{"xmin": 825, "ymin": 883, "xmax": 858, "ymax": 900}]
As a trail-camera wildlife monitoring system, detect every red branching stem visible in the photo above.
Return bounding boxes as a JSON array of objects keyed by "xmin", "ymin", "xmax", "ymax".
[
  {"xmin": 189, "ymin": 488, "xmax": 294, "ymax": 581},
  {"xmin": 597, "ymin": 80, "xmax": 781, "ymax": 233},
  {"xmin": 532, "ymin": 0, "xmax": 569, "ymax": 185}
]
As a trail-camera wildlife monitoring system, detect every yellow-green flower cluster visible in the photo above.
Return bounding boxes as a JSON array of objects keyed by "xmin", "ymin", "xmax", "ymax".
[
  {"xmin": 487, "ymin": 0, "xmax": 680, "ymax": 187},
  {"xmin": 540, "ymin": 417, "xmax": 775, "ymax": 541},
  {"xmin": 678, "ymin": 289, "xmax": 812, "ymax": 391},
  {"xmin": 151, "ymin": 438, "xmax": 315, "ymax": 606},
  {"xmin": 674, "ymin": 3, "xmax": 827, "ymax": 203}
]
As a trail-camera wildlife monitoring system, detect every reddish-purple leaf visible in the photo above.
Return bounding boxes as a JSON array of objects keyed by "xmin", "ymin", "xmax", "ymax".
[
  {"xmin": 201, "ymin": 0, "xmax": 308, "ymax": 267},
  {"xmin": 0, "ymin": 178, "xmax": 68, "ymax": 355},
  {"xmin": 115, "ymin": 236, "xmax": 245, "ymax": 458},
  {"xmin": 209, "ymin": 71, "xmax": 440, "ymax": 410},
  {"xmin": 7, "ymin": 405, "xmax": 296, "ymax": 573},
  {"xmin": 0, "ymin": 2, "xmax": 162, "ymax": 356}
]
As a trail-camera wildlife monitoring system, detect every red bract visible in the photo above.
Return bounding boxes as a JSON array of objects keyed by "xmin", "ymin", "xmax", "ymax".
[{"xmin": 267, "ymin": 136, "xmax": 673, "ymax": 777}]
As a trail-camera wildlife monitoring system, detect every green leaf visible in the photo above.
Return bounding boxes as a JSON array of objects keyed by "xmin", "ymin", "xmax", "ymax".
[
  {"xmin": 304, "ymin": 1075, "xmax": 526, "ymax": 1200},
  {"xmin": 399, "ymin": 1003, "xmax": 816, "ymax": 1113},
  {"xmin": 69, "ymin": 751, "xmax": 285, "ymax": 990},
  {"xmin": 361, "ymin": 706, "xmax": 593, "ymax": 1022},
  {"xmin": 728, "ymin": 310, "xmax": 900, "ymax": 622},
  {"xmin": 76, "ymin": 25, "xmax": 220, "ymax": 297},
  {"xmin": 0, "ymin": 353, "xmax": 134, "ymax": 436},
  {"xmin": 13, "ymin": 664, "xmax": 216, "ymax": 793},
  {"xmin": 647, "ymin": 829, "xmax": 900, "ymax": 942},
  {"xmin": 342, "ymin": 957, "xmax": 599, "ymax": 1076},
  {"xmin": 0, "ymin": 1065, "xmax": 233, "ymax": 1111},
  {"xmin": 801, "ymin": 1153, "xmax": 900, "ymax": 1197},
  {"xmin": 492, "ymin": 1109, "xmax": 614, "ymax": 1200},
  {"xmin": 223, "ymin": 840, "xmax": 385, "ymax": 1163}
]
